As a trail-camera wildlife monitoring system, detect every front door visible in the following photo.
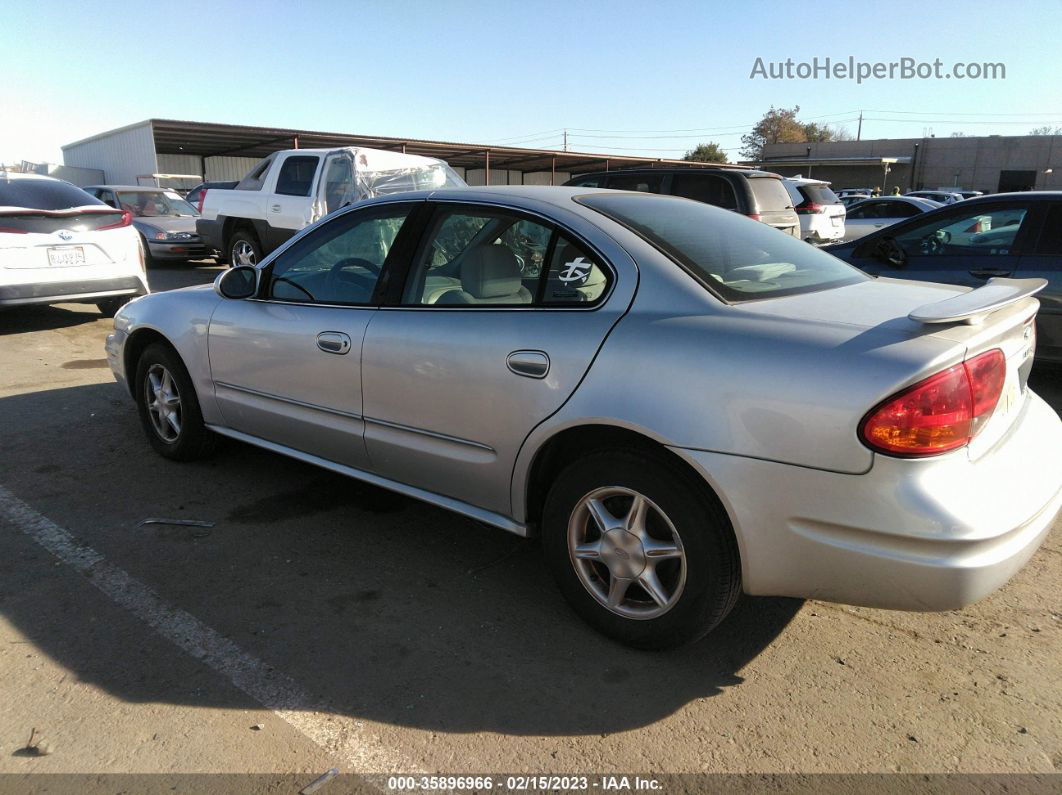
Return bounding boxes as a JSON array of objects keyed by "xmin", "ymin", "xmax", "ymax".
[
  {"xmin": 208, "ymin": 202, "xmax": 416, "ymax": 469},
  {"xmin": 263, "ymin": 153, "xmax": 321, "ymax": 251},
  {"xmin": 869, "ymin": 201, "xmax": 1035, "ymax": 287},
  {"xmin": 360, "ymin": 202, "xmax": 631, "ymax": 516},
  {"xmin": 1013, "ymin": 202, "xmax": 1062, "ymax": 360}
]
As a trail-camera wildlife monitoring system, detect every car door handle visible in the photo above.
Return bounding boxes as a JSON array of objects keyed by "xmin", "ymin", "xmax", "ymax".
[
  {"xmin": 969, "ymin": 269, "xmax": 1012, "ymax": 279},
  {"xmin": 270, "ymin": 204, "xmax": 282, "ymax": 213},
  {"xmin": 507, "ymin": 350, "xmax": 549, "ymax": 379},
  {"xmin": 316, "ymin": 331, "xmax": 351, "ymax": 355}
]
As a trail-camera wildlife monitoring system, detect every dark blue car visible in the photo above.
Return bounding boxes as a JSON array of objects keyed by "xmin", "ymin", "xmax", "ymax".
[{"xmin": 825, "ymin": 192, "xmax": 1062, "ymax": 363}]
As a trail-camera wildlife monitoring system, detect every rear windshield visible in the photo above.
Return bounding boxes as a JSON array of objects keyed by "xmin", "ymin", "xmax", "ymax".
[
  {"xmin": 576, "ymin": 193, "xmax": 866, "ymax": 301},
  {"xmin": 798, "ymin": 184, "xmax": 839, "ymax": 205},
  {"xmin": 747, "ymin": 176, "xmax": 794, "ymax": 211},
  {"xmin": 0, "ymin": 178, "xmax": 103, "ymax": 210}
]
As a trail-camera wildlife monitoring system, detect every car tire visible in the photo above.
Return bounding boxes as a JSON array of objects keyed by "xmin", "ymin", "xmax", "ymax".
[
  {"xmin": 542, "ymin": 450, "xmax": 741, "ymax": 650},
  {"xmin": 134, "ymin": 342, "xmax": 217, "ymax": 461},
  {"xmin": 228, "ymin": 229, "xmax": 262, "ymax": 268},
  {"xmin": 96, "ymin": 296, "xmax": 131, "ymax": 317}
]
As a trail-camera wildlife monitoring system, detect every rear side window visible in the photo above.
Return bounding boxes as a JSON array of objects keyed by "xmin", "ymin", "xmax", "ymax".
[
  {"xmin": 606, "ymin": 174, "xmax": 663, "ymax": 193},
  {"xmin": 747, "ymin": 177, "xmax": 794, "ymax": 211},
  {"xmin": 670, "ymin": 173, "xmax": 737, "ymax": 210},
  {"xmin": 577, "ymin": 193, "xmax": 866, "ymax": 301},
  {"xmin": 275, "ymin": 156, "xmax": 320, "ymax": 197},
  {"xmin": 1033, "ymin": 204, "xmax": 1062, "ymax": 256},
  {"xmin": 0, "ymin": 178, "xmax": 102, "ymax": 210}
]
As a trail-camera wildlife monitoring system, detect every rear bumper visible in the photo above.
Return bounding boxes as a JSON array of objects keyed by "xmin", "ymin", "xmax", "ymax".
[
  {"xmin": 0, "ymin": 275, "xmax": 148, "ymax": 307},
  {"xmin": 673, "ymin": 392, "xmax": 1062, "ymax": 610}
]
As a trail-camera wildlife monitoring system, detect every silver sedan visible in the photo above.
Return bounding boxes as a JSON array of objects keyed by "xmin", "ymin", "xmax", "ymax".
[{"xmin": 106, "ymin": 187, "xmax": 1062, "ymax": 648}]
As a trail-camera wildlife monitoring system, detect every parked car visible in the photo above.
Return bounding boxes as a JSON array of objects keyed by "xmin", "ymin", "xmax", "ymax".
[
  {"xmin": 841, "ymin": 196, "xmax": 942, "ymax": 241},
  {"xmin": 836, "ymin": 188, "xmax": 872, "ymax": 198},
  {"xmin": 107, "ymin": 186, "xmax": 1062, "ymax": 649},
  {"xmin": 783, "ymin": 177, "xmax": 846, "ymax": 243},
  {"xmin": 839, "ymin": 193, "xmax": 871, "ymax": 208},
  {"xmin": 564, "ymin": 168, "xmax": 801, "ymax": 238},
  {"xmin": 0, "ymin": 173, "xmax": 147, "ymax": 315},
  {"xmin": 197, "ymin": 147, "xmax": 466, "ymax": 267},
  {"xmin": 957, "ymin": 190, "xmax": 985, "ymax": 200},
  {"xmin": 185, "ymin": 181, "xmax": 237, "ymax": 212},
  {"xmin": 825, "ymin": 191, "xmax": 1062, "ymax": 363},
  {"xmin": 906, "ymin": 190, "xmax": 965, "ymax": 205},
  {"xmin": 84, "ymin": 185, "xmax": 209, "ymax": 264}
]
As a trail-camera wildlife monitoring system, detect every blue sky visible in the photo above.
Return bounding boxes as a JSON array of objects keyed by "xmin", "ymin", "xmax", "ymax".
[{"xmin": 3, "ymin": 0, "xmax": 1061, "ymax": 164}]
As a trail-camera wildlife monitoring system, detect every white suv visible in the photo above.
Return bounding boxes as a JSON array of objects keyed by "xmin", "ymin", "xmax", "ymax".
[
  {"xmin": 0, "ymin": 174, "xmax": 147, "ymax": 315},
  {"xmin": 784, "ymin": 177, "xmax": 846, "ymax": 244}
]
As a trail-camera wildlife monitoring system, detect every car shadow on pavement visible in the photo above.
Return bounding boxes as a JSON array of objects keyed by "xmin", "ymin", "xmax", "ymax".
[
  {"xmin": 0, "ymin": 383, "xmax": 804, "ymax": 737},
  {"xmin": 0, "ymin": 304, "xmax": 103, "ymax": 335}
]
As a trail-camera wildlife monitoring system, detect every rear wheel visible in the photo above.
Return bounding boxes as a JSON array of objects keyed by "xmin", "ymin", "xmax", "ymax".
[
  {"xmin": 228, "ymin": 229, "xmax": 262, "ymax": 268},
  {"xmin": 542, "ymin": 450, "xmax": 741, "ymax": 649},
  {"xmin": 134, "ymin": 342, "xmax": 217, "ymax": 461}
]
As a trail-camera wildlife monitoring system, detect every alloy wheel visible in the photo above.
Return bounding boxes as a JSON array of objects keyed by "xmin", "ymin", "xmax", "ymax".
[
  {"xmin": 231, "ymin": 240, "xmax": 257, "ymax": 266},
  {"xmin": 567, "ymin": 486, "xmax": 687, "ymax": 619},
  {"xmin": 145, "ymin": 363, "xmax": 182, "ymax": 443}
]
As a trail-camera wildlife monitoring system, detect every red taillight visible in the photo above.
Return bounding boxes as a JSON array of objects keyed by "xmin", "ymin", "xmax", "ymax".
[
  {"xmin": 197, "ymin": 190, "xmax": 207, "ymax": 213},
  {"xmin": 99, "ymin": 210, "xmax": 133, "ymax": 230},
  {"xmin": 860, "ymin": 349, "xmax": 1006, "ymax": 457},
  {"xmin": 795, "ymin": 201, "xmax": 824, "ymax": 215},
  {"xmin": 0, "ymin": 226, "xmax": 28, "ymax": 234}
]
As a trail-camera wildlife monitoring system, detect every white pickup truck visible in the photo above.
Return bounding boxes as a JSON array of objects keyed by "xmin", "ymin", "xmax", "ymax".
[{"xmin": 197, "ymin": 147, "xmax": 466, "ymax": 265}]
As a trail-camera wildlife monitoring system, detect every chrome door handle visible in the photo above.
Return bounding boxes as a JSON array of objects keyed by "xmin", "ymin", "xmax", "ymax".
[
  {"xmin": 507, "ymin": 350, "xmax": 549, "ymax": 379},
  {"xmin": 316, "ymin": 331, "xmax": 351, "ymax": 355}
]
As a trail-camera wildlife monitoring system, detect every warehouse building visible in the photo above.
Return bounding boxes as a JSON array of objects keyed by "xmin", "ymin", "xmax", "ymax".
[
  {"xmin": 756, "ymin": 134, "xmax": 1062, "ymax": 194},
  {"xmin": 62, "ymin": 118, "xmax": 733, "ymax": 189}
]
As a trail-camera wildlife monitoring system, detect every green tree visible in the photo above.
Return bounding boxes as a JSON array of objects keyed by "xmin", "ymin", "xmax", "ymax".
[
  {"xmin": 1029, "ymin": 125, "xmax": 1062, "ymax": 135},
  {"xmin": 740, "ymin": 106, "xmax": 848, "ymax": 160},
  {"xmin": 683, "ymin": 142, "xmax": 729, "ymax": 163}
]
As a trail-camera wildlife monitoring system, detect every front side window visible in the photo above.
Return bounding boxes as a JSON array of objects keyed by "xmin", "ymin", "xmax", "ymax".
[
  {"xmin": 322, "ymin": 156, "xmax": 355, "ymax": 214},
  {"xmin": 275, "ymin": 155, "xmax": 320, "ymax": 197},
  {"xmin": 578, "ymin": 193, "xmax": 865, "ymax": 301},
  {"xmin": 267, "ymin": 205, "xmax": 410, "ymax": 305},
  {"xmin": 402, "ymin": 206, "xmax": 610, "ymax": 307},
  {"xmin": 893, "ymin": 205, "xmax": 1030, "ymax": 257}
]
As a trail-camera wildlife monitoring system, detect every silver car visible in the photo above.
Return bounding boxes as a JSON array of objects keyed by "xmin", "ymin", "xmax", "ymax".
[
  {"xmin": 106, "ymin": 187, "xmax": 1062, "ymax": 649},
  {"xmin": 843, "ymin": 196, "xmax": 943, "ymax": 241}
]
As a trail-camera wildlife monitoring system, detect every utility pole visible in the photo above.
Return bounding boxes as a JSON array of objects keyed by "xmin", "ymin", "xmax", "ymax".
[
  {"xmin": 563, "ymin": 129, "xmax": 568, "ymax": 152},
  {"xmin": 856, "ymin": 111, "xmax": 863, "ymax": 141}
]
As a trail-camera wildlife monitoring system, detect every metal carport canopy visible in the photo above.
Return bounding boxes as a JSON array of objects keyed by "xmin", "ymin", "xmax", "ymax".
[{"xmin": 143, "ymin": 118, "xmax": 745, "ymax": 175}]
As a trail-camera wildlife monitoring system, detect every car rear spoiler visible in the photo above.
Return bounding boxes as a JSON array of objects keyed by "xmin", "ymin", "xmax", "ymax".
[{"xmin": 908, "ymin": 277, "xmax": 1046, "ymax": 325}]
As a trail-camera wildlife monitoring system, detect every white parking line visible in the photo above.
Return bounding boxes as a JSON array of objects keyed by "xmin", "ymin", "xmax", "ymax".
[{"xmin": 0, "ymin": 484, "xmax": 421, "ymax": 776}]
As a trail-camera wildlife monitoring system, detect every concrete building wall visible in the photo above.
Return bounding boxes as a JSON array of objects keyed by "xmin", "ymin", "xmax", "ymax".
[
  {"xmin": 26, "ymin": 163, "xmax": 105, "ymax": 186},
  {"xmin": 62, "ymin": 121, "xmax": 158, "ymax": 185},
  {"xmin": 762, "ymin": 135, "xmax": 1062, "ymax": 194}
]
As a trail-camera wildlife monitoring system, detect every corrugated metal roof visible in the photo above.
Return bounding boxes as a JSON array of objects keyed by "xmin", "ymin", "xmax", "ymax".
[{"xmin": 66, "ymin": 118, "xmax": 746, "ymax": 175}]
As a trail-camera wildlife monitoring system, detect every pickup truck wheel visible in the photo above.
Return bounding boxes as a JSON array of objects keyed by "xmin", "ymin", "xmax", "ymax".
[
  {"xmin": 229, "ymin": 231, "xmax": 262, "ymax": 268},
  {"xmin": 542, "ymin": 450, "xmax": 741, "ymax": 649}
]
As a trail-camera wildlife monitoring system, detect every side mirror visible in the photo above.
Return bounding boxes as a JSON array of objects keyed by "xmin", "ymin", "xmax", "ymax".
[{"xmin": 214, "ymin": 266, "xmax": 258, "ymax": 299}]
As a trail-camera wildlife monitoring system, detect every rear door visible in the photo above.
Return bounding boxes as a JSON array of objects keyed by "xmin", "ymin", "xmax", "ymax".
[
  {"xmin": 262, "ymin": 153, "xmax": 321, "ymax": 250},
  {"xmin": 1013, "ymin": 202, "xmax": 1062, "ymax": 360},
  {"xmin": 359, "ymin": 200, "xmax": 634, "ymax": 517}
]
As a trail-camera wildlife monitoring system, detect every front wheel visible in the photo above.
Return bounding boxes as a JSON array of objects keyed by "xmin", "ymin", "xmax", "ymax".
[
  {"xmin": 542, "ymin": 450, "xmax": 741, "ymax": 649},
  {"xmin": 134, "ymin": 342, "xmax": 217, "ymax": 461}
]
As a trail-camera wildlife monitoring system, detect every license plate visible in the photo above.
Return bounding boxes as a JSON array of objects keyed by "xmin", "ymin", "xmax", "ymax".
[
  {"xmin": 47, "ymin": 246, "xmax": 86, "ymax": 267},
  {"xmin": 831, "ymin": 216, "xmax": 842, "ymax": 226}
]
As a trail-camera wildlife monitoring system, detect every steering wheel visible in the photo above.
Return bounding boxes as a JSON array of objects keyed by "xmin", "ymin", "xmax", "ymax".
[
  {"xmin": 327, "ymin": 257, "xmax": 381, "ymax": 296},
  {"xmin": 920, "ymin": 230, "xmax": 951, "ymax": 255}
]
